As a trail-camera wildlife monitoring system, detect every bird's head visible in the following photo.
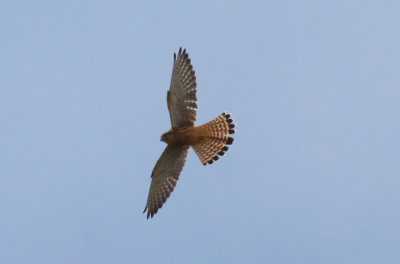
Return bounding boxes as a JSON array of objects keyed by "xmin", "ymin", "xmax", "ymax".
[{"xmin": 160, "ymin": 130, "xmax": 173, "ymax": 143}]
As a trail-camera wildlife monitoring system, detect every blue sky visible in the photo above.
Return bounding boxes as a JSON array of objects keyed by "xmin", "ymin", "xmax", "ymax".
[{"xmin": 1, "ymin": 1, "xmax": 399, "ymax": 263}]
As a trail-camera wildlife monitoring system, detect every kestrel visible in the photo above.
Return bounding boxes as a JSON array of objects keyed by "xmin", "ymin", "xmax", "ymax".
[{"xmin": 143, "ymin": 48, "xmax": 235, "ymax": 219}]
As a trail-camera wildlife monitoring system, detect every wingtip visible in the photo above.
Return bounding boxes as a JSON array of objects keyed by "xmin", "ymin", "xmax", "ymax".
[
  {"xmin": 175, "ymin": 47, "xmax": 187, "ymax": 62},
  {"xmin": 143, "ymin": 207, "xmax": 153, "ymax": 219},
  {"xmin": 143, "ymin": 207, "xmax": 150, "ymax": 219}
]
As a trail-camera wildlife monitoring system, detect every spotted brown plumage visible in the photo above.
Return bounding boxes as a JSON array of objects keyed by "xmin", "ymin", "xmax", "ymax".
[{"xmin": 143, "ymin": 48, "xmax": 235, "ymax": 219}]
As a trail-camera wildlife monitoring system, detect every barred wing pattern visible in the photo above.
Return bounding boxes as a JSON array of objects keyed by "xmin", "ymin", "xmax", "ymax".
[
  {"xmin": 143, "ymin": 145, "xmax": 189, "ymax": 219},
  {"xmin": 167, "ymin": 48, "xmax": 198, "ymax": 128}
]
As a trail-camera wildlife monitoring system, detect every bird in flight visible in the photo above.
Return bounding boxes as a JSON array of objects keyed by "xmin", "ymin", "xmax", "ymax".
[{"xmin": 143, "ymin": 48, "xmax": 235, "ymax": 219}]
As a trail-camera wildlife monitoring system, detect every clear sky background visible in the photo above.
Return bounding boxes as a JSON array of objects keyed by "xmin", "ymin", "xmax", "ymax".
[{"xmin": 1, "ymin": 1, "xmax": 399, "ymax": 263}]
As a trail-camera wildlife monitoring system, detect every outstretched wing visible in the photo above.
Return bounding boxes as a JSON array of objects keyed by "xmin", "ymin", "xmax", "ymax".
[
  {"xmin": 167, "ymin": 48, "xmax": 197, "ymax": 128},
  {"xmin": 143, "ymin": 145, "xmax": 189, "ymax": 219}
]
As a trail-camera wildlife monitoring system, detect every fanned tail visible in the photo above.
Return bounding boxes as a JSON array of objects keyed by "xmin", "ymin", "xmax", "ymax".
[{"xmin": 192, "ymin": 113, "xmax": 235, "ymax": 165}]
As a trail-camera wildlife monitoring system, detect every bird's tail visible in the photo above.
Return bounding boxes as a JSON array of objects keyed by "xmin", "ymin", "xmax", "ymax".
[{"xmin": 192, "ymin": 113, "xmax": 235, "ymax": 165}]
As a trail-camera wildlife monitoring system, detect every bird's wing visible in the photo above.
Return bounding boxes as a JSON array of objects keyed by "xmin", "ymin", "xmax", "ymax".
[
  {"xmin": 143, "ymin": 144, "xmax": 189, "ymax": 218},
  {"xmin": 167, "ymin": 48, "xmax": 197, "ymax": 128}
]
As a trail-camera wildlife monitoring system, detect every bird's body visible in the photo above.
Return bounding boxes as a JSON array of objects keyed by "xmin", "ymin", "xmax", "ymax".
[
  {"xmin": 143, "ymin": 48, "xmax": 235, "ymax": 218},
  {"xmin": 161, "ymin": 126, "xmax": 203, "ymax": 146}
]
